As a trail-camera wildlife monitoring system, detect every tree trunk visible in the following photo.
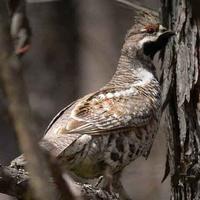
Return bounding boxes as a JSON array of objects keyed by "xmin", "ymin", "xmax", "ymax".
[{"xmin": 160, "ymin": 0, "xmax": 200, "ymax": 199}]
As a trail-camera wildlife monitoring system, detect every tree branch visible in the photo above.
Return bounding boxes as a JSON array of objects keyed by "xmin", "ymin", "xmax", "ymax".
[
  {"xmin": 0, "ymin": 164, "xmax": 120, "ymax": 200},
  {"xmin": 0, "ymin": 165, "xmax": 28, "ymax": 198},
  {"xmin": 0, "ymin": 2, "xmax": 120, "ymax": 199},
  {"xmin": 0, "ymin": 1, "xmax": 57, "ymax": 200}
]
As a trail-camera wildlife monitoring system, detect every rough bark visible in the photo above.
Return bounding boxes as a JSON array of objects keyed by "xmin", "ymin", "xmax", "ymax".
[
  {"xmin": 160, "ymin": 0, "xmax": 200, "ymax": 199},
  {"xmin": 0, "ymin": 165, "xmax": 119, "ymax": 200}
]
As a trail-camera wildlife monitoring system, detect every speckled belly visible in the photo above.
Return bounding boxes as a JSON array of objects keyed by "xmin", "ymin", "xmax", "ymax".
[{"xmin": 58, "ymin": 124, "xmax": 157, "ymax": 179}]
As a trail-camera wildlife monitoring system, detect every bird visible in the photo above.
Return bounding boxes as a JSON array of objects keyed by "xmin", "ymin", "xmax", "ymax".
[
  {"xmin": 39, "ymin": 23, "xmax": 174, "ymax": 173},
  {"xmin": 40, "ymin": 23, "xmax": 174, "ymax": 199},
  {"xmin": 11, "ymin": 10, "xmax": 174, "ymax": 198}
]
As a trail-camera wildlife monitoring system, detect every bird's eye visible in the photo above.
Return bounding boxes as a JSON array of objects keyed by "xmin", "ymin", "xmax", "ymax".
[
  {"xmin": 146, "ymin": 27, "xmax": 155, "ymax": 34},
  {"xmin": 142, "ymin": 24, "xmax": 159, "ymax": 34}
]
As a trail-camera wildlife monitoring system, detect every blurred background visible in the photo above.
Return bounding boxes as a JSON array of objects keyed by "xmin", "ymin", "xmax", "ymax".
[{"xmin": 0, "ymin": 0, "xmax": 170, "ymax": 199}]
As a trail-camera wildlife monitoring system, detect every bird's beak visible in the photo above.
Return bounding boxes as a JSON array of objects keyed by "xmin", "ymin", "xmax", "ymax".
[{"xmin": 158, "ymin": 30, "xmax": 175, "ymax": 40}]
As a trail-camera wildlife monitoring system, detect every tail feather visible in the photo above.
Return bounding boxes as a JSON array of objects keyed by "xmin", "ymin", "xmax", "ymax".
[
  {"xmin": 10, "ymin": 133, "xmax": 81, "ymax": 168},
  {"xmin": 40, "ymin": 133, "xmax": 81, "ymax": 157}
]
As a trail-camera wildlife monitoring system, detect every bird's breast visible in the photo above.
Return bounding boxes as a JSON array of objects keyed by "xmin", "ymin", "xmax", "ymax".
[{"xmin": 58, "ymin": 119, "xmax": 158, "ymax": 179}]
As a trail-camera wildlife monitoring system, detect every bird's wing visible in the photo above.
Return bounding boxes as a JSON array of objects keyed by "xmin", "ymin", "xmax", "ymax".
[
  {"xmin": 45, "ymin": 87, "xmax": 157, "ymax": 136},
  {"xmin": 44, "ymin": 101, "xmax": 75, "ymax": 135},
  {"xmin": 42, "ymin": 88, "xmax": 158, "ymax": 156},
  {"xmin": 66, "ymin": 87, "xmax": 157, "ymax": 134}
]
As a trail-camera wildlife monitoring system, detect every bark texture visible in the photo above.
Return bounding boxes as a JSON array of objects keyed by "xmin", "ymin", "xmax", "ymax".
[
  {"xmin": 160, "ymin": 0, "xmax": 200, "ymax": 199},
  {"xmin": 0, "ymin": 165, "xmax": 120, "ymax": 200}
]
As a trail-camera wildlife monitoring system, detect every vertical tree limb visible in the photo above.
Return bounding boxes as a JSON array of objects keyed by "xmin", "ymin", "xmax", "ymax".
[
  {"xmin": 0, "ymin": 2, "xmax": 121, "ymax": 200},
  {"xmin": 0, "ymin": 1, "xmax": 57, "ymax": 200}
]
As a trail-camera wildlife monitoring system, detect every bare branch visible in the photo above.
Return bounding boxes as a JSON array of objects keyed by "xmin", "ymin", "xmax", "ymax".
[
  {"xmin": 0, "ymin": 1, "xmax": 57, "ymax": 200},
  {"xmin": 0, "ymin": 164, "xmax": 120, "ymax": 200},
  {"xmin": 0, "ymin": 2, "xmax": 121, "ymax": 200},
  {"xmin": 0, "ymin": 165, "xmax": 28, "ymax": 198},
  {"xmin": 46, "ymin": 151, "xmax": 82, "ymax": 200}
]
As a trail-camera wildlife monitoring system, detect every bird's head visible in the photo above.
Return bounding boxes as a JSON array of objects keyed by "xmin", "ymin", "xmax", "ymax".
[{"xmin": 123, "ymin": 23, "xmax": 174, "ymax": 60}]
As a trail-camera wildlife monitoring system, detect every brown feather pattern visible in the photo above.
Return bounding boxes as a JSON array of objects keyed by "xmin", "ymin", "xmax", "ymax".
[
  {"xmin": 40, "ymin": 22, "xmax": 164, "ymax": 178},
  {"xmin": 12, "ymin": 18, "xmax": 174, "ymax": 182}
]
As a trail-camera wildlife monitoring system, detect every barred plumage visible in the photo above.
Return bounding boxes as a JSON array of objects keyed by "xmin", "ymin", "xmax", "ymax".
[
  {"xmin": 39, "ymin": 23, "xmax": 174, "ymax": 178},
  {"xmin": 11, "ymin": 20, "xmax": 174, "ymax": 194}
]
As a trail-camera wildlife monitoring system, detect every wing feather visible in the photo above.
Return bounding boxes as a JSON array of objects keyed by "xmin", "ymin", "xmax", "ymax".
[
  {"xmin": 43, "ymin": 88, "xmax": 157, "ymax": 156},
  {"xmin": 66, "ymin": 88, "xmax": 155, "ymax": 134}
]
